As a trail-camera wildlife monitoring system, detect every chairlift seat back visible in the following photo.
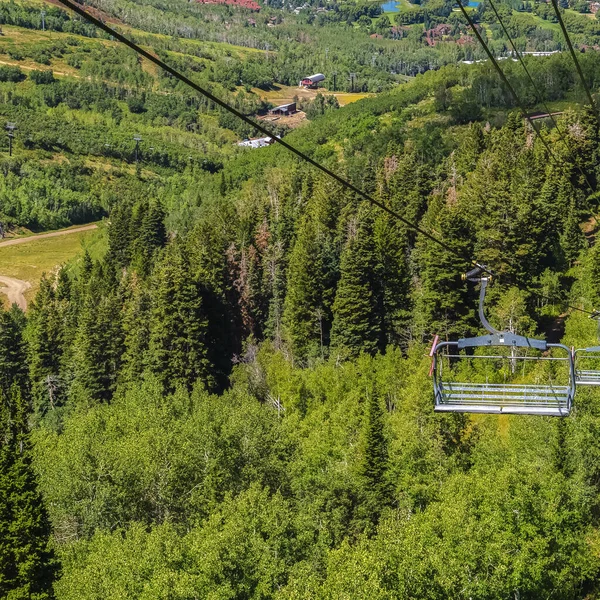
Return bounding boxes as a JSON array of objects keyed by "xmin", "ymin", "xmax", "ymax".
[
  {"xmin": 431, "ymin": 269, "xmax": 575, "ymax": 416},
  {"xmin": 432, "ymin": 338, "xmax": 575, "ymax": 417},
  {"xmin": 574, "ymin": 346, "xmax": 600, "ymax": 386}
]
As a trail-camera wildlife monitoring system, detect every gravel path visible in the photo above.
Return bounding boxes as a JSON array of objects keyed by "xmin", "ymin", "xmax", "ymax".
[{"xmin": 0, "ymin": 223, "xmax": 98, "ymax": 309}]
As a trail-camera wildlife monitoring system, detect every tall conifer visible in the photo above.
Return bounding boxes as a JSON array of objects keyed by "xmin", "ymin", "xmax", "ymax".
[
  {"xmin": 148, "ymin": 242, "xmax": 213, "ymax": 392},
  {"xmin": 283, "ymin": 216, "xmax": 325, "ymax": 360},
  {"xmin": 359, "ymin": 388, "xmax": 390, "ymax": 529},
  {"xmin": 0, "ymin": 307, "xmax": 57, "ymax": 599},
  {"xmin": 330, "ymin": 209, "xmax": 383, "ymax": 357}
]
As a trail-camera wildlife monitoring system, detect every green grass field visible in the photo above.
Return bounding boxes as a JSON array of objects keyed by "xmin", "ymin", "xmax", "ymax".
[{"xmin": 0, "ymin": 224, "xmax": 104, "ymax": 309}]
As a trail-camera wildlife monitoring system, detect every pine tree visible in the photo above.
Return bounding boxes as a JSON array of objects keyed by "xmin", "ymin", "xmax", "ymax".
[
  {"xmin": 330, "ymin": 209, "xmax": 384, "ymax": 358},
  {"xmin": 283, "ymin": 216, "xmax": 325, "ymax": 361},
  {"xmin": 373, "ymin": 211, "xmax": 411, "ymax": 347},
  {"xmin": 106, "ymin": 201, "xmax": 134, "ymax": 269},
  {"xmin": 148, "ymin": 242, "xmax": 213, "ymax": 392},
  {"xmin": 458, "ymin": 118, "xmax": 547, "ymax": 282},
  {"xmin": 120, "ymin": 273, "xmax": 151, "ymax": 385},
  {"xmin": 132, "ymin": 200, "xmax": 167, "ymax": 278},
  {"xmin": 188, "ymin": 220, "xmax": 238, "ymax": 392},
  {"xmin": 73, "ymin": 264, "xmax": 123, "ymax": 403},
  {"xmin": 456, "ymin": 122, "xmax": 485, "ymax": 175},
  {"xmin": 0, "ymin": 305, "xmax": 57, "ymax": 599},
  {"xmin": 0, "ymin": 305, "xmax": 28, "ymax": 398},
  {"xmin": 80, "ymin": 250, "xmax": 93, "ymax": 282},
  {"xmin": 584, "ymin": 240, "xmax": 600, "ymax": 309},
  {"xmin": 561, "ymin": 198, "xmax": 586, "ymax": 266},
  {"xmin": 0, "ymin": 385, "xmax": 58, "ymax": 600},
  {"xmin": 414, "ymin": 196, "xmax": 475, "ymax": 340},
  {"xmin": 359, "ymin": 388, "xmax": 391, "ymax": 529},
  {"xmin": 27, "ymin": 277, "xmax": 64, "ymax": 422}
]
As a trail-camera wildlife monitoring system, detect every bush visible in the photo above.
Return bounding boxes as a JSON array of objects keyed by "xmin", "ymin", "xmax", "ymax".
[
  {"xmin": 127, "ymin": 96, "xmax": 146, "ymax": 114},
  {"xmin": 29, "ymin": 70, "xmax": 55, "ymax": 85},
  {"xmin": 0, "ymin": 65, "xmax": 24, "ymax": 83},
  {"xmin": 7, "ymin": 48, "xmax": 23, "ymax": 61}
]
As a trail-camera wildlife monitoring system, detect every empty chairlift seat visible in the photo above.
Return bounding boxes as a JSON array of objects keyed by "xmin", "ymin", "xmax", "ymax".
[
  {"xmin": 430, "ymin": 268, "xmax": 575, "ymax": 417},
  {"xmin": 574, "ymin": 346, "xmax": 600, "ymax": 386},
  {"xmin": 432, "ymin": 339, "xmax": 575, "ymax": 416}
]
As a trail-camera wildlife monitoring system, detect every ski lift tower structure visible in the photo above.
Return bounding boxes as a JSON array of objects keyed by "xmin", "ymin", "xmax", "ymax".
[
  {"xmin": 6, "ymin": 122, "xmax": 16, "ymax": 157},
  {"xmin": 133, "ymin": 134, "xmax": 142, "ymax": 163}
]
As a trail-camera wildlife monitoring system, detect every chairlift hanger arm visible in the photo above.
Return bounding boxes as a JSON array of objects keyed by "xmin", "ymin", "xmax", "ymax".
[{"xmin": 458, "ymin": 266, "xmax": 548, "ymax": 350}]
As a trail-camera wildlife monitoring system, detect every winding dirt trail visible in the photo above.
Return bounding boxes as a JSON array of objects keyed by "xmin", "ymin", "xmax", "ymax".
[
  {"xmin": 0, "ymin": 276, "xmax": 31, "ymax": 310},
  {"xmin": 0, "ymin": 224, "xmax": 98, "ymax": 248},
  {"xmin": 0, "ymin": 224, "xmax": 98, "ymax": 309}
]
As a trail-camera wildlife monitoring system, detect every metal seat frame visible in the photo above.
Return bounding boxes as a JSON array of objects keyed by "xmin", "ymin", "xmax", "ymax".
[
  {"xmin": 574, "ymin": 313, "xmax": 600, "ymax": 386},
  {"xmin": 431, "ymin": 270, "xmax": 575, "ymax": 417}
]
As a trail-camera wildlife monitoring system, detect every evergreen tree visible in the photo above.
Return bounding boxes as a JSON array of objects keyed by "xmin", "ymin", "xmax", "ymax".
[
  {"xmin": 148, "ymin": 242, "xmax": 213, "ymax": 392},
  {"xmin": 373, "ymin": 211, "xmax": 411, "ymax": 347},
  {"xmin": 0, "ymin": 305, "xmax": 28, "ymax": 398},
  {"xmin": 132, "ymin": 200, "xmax": 167, "ymax": 278},
  {"xmin": 0, "ymin": 306, "xmax": 57, "ymax": 599},
  {"xmin": 359, "ymin": 387, "xmax": 390, "ymax": 530},
  {"xmin": 73, "ymin": 264, "xmax": 123, "ymax": 403},
  {"xmin": 561, "ymin": 198, "xmax": 586, "ymax": 266},
  {"xmin": 456, "ymin": 122, "xmax": 486, "ymax": 176},
  {"xmin": 188, "ymin": 218, "xmax": 239, "ymax": 391},
  {"xmin": 414, "ymin": 196, "xmax": 475, "ymax": 340},
  {"xmin": 458, "ymin": 119, "xmax": 548, "ymax": 282},
  {"xmin": 0, "ymin": 388, "xmax": 58, "ymax": 600},
  {"xmin": 283, "ymin": 215, "xmax": 326, "ymax": 361},
  {"xmin": 584, "ymin": 239, "xmax": 600, "ymax": 309},
  {"xmin": 119, "ymin": 274, "xmax": 152, "ymax": 385},
  {"xmin": 106, "ymin": 201, "xmax": 134, "ymax": 269},
  {"xmin": 27, "ymin": 277, "xmax": 64, "ymax": 422},
  {"xmin": 330, "ymin": 208, "xmax": 384, "ymax": 358}
]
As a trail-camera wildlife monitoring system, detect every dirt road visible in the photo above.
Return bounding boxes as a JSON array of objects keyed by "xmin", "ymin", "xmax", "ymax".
[
  {"xmin": 0, "ymin": 223, "xmax": 99, "ymax": 309},
  {"xmin": 0, "ymin": 276, "xmax": 31, "ymax": 310},
  {"xmin": 0, "ymin": 224, "xmax": 98, "ymax": 248}
]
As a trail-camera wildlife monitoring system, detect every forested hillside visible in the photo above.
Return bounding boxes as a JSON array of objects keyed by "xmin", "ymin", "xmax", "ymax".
[{"xmin": 5, "ymin": 0, "xmax": 600, "ymax": 597}]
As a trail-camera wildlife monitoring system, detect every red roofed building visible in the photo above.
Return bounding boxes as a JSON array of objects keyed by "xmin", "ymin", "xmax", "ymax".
[{"xmin": 196, "ymin": 0, "xmax": 260, "ymax": 11}]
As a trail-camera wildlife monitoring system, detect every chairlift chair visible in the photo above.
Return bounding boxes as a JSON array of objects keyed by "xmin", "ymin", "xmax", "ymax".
[
  {"xmin": 574, "ymin": 312, "xmax": 600, "ymax": 386},
  {"xmin": 431, "ymin": 267, "xmax": 575, "ymax": 417}
]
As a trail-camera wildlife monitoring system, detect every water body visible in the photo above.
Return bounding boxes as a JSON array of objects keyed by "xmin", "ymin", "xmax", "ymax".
[
  {"xmin": 381, "ymin": 0, "xmax": 401, "ymax": 12},
  {"xmin": 380, "ymin": 0, "xmax": 479, "ymax": 13}
]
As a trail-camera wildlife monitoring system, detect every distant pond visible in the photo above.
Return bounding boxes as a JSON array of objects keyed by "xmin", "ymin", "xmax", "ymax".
[
  {"xmin": 380, "ymin": 0, "xmax": 480, "ymax": 11},
  {"xmin": 380, "ymin": 0, "xmax": 401, "ymax": 12}
]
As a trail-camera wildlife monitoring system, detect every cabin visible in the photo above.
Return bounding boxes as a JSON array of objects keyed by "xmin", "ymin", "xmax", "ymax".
[
  {"xmin": 300, "ymin": 73, "xmax": 325, "ymax": 89},
  {"xmin": 269, "ymin": 102, "xmax": 297, "ymax": 116}
]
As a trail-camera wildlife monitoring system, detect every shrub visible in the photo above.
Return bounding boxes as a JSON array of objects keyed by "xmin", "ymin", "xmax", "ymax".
[
  {"xmin": 29, "ymin": 70, "xmax": 55, "ymax": 85},
  {"xmin": 0, "ymin": 65, "xmax": 24, "ymax": 83}
]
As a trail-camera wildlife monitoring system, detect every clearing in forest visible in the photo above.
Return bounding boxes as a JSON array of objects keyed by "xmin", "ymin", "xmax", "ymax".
[
  {"xmin": 0, "ymin": 223, "xmax": 100, "ymax": 310},
  {"xmin": 255, "ymin": 84, "xmax": 372, "ymax": 107}
]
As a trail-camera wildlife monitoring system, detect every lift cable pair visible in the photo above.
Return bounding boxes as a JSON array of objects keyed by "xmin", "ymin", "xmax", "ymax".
[
  {"xmin": 549, "ymin": 0, "xmax": 600, "ymax": 120},
  {"xmin": 432, "ymin": 3, "xmax": 600, "ymax": 415},
  {"xmin": 485, "ymin": 0, "xmax": 598, "ymax": 199},
  {"xmin": 456, "ymin": 1, "xmax": 568, "ymax": 171},
  {"xmin": 58, "ymin": 0, "xmax": 600, "ymax": 415}
]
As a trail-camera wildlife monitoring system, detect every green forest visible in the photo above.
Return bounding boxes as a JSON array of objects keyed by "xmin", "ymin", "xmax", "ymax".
[{"xmin": 6, "ymin": 0, "xmax": 600, "ymax": 597}]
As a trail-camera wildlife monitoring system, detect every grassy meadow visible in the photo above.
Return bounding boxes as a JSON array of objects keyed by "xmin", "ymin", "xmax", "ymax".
[{"xmin": 0, "ymin": 223, "xmax": 103, "ymax": 308}]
